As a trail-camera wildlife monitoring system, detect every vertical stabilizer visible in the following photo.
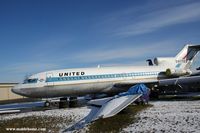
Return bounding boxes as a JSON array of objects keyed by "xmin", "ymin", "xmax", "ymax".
[{"xmin": 175, "ymin": 45, "xmax": 189, "ymax": 61}]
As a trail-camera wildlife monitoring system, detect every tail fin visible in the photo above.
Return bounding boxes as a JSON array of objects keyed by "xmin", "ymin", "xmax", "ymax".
[{"xmin": 175, "ymin": 44, "xmax": 200, "ymax": 69}]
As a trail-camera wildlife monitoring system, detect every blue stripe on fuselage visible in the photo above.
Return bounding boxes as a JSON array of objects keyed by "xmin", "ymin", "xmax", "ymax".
[{"xmin": 46, "ymin": 71, "xmax": 160, "ymax": 82}]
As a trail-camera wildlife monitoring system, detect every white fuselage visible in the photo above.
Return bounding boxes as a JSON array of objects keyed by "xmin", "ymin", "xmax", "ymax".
[{"xmin": 12, "ymin": 65, "xmax": 167, "ymax": 98}]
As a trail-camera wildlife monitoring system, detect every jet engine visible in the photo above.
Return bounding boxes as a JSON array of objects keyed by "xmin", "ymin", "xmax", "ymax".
[
  {"xmin": 154, "ymin": 57, "xmax": 176, "ymax": 66},
  {"xmin": 165, "ymin": 68, "xmax": 191, "ymax": 77}
]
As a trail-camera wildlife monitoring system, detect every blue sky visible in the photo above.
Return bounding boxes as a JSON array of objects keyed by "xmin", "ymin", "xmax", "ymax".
[{"xmin": 0, "ymin": 0, "xmax": 200, "ymax": 82}]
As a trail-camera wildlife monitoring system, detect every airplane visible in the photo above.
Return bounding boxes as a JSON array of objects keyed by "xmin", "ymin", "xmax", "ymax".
[{"xmin": 11, "ymin": 44, "xmax": 200, "ymax": 124}]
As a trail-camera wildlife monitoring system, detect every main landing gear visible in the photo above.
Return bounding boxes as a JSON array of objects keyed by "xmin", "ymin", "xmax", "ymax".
[{"xmin": 44, "ymin": 97, "xmax": 78, "ymax": 108}]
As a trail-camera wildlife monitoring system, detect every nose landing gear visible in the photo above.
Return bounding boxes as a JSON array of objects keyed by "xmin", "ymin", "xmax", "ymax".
[{"xmin": 44, "ymin": 101, "xmax": 51, "ymax": 107}]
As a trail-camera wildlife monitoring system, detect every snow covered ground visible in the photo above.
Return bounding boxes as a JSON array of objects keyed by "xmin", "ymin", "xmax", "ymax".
[
  {"xmin": 0, "ymin": 107, "xmax": 91, "ymax": 133},
  {"xmin": 123, "ymin": 100, "xmax": 200, "ymax": 133},
  {"xmin": 0, "ymin": 107, "xmax": 90, "ymax": 121},
  {"xmin": 0, "ymin": 101, "xmax": 199, "ymax": 132}
]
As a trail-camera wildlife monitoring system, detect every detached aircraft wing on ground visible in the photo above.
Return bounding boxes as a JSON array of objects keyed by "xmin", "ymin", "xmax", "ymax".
[{"xmin": 65, "ymin": 84, "xmax": 149, "ymax": 131}]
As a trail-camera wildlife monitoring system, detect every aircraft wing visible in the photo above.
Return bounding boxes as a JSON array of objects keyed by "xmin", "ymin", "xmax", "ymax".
[
  {"xmin": 66, "ymin": 84, "xmax": 148, "ymax": 131},
  {"xmin": 88, "ymin": 93, "xmax": 142, "ymax": 121}
]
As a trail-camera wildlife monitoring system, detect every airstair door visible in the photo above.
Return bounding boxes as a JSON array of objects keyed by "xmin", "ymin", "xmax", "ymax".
[{"xmin": 46, "ymin": 73, "xmax": 54, "ymax": 86}]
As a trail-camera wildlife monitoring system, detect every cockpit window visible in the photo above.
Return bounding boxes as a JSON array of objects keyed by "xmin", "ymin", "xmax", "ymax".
[{"xmin": 23, "ymin": 78, "xmax": 38, "ymax": 84}]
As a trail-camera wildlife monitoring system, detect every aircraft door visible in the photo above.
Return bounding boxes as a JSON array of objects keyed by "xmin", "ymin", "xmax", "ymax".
[{"xmin": 46, "ymin": 73, "xmax": 54, "ymax": 86}]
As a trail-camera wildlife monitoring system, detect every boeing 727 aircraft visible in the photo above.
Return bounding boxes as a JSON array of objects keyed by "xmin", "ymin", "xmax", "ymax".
[
  {"xmin": 11, "ymin": 44, "xmax": 200, "ymax": 124},
  {"xmin": 12, "ymin": 44, "xmax": 200, "ymax": 98}
]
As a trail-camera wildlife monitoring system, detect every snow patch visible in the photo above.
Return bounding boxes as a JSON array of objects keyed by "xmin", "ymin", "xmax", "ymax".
[
  {"xmin": 0, "ymin": 107, "xmax": 90, "ymax": 122},
  {"xmin": 123, "ymin": 101, "xmax": 200, "ymax": 133}
]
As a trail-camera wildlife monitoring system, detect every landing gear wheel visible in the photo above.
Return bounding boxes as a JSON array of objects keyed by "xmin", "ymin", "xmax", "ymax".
[
  {"xmin": 59, "ymin": 98, "xmax": 68, "ymax": 108},
  {"xmin": 69, "ymin": 97, "xmax": 78, "ymax": 107},
  {"xmin": 44, "ymin": 101, "xmax": 50, "ymax": 107}
]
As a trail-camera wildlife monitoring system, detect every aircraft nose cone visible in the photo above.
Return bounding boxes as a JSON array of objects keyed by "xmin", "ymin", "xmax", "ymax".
[{"xmin": 12, "ymin": 85, "xmax": 23, "ymax": 95}]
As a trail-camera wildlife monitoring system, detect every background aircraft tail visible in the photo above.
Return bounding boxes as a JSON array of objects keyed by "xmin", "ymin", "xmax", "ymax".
[{"xmin": 175, "ymin": 44, "xmax": 200, "ymax": 70}]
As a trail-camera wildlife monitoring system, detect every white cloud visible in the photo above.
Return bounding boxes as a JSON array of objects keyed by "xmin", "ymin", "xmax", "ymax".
[
  {"xmin": 102, "ymin": 2, "xmax": 200, "ymax": 37},
  {"xmin": 71, "ymin": 41, "xmax": 183, "ymax": 63}
]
